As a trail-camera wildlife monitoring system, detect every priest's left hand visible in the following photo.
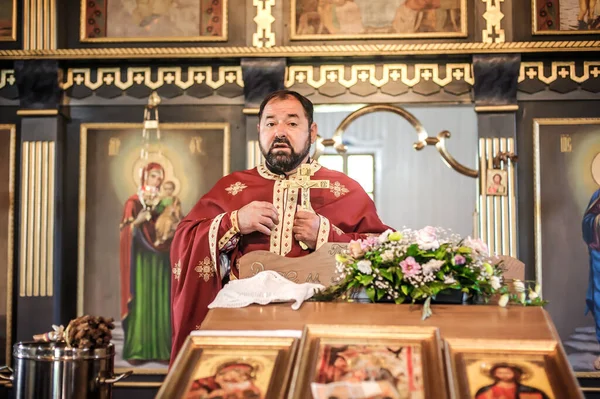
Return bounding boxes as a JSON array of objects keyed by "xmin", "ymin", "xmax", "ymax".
[{"xmin": 293, "ymin": 209, "xmax": 320, "ymax": 250}]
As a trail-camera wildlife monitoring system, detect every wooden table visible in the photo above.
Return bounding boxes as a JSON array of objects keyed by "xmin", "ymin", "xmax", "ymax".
[{"xmin": 201, "ymin": 302, "xmax": 559, "ymax": 341}]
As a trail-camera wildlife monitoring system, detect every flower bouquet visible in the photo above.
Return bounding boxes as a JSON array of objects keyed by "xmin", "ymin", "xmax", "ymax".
[{"xmin": 312, "ymin": 226, "xmax": 546, "ymax": 320}]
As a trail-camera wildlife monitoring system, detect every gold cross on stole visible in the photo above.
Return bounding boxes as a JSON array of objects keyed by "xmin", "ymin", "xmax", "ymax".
[{"xmin": 282, "ymin": 164, "xmax": 330, "ymax": 249}]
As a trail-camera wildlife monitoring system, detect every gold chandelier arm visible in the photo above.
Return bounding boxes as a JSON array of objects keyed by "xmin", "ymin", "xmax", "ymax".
[
  {"xmin": 417, "ymin": 131, "xmax": 479, "ymax": 178},
  {"xmin": 315, "ymin": 104, "xmax": 479, "ymax": 178}
]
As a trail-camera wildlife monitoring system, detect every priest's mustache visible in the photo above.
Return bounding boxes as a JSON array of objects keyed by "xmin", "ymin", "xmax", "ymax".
[{"xmin": 270, "ymin": 137, "xmax": 293, "ymax": 150}]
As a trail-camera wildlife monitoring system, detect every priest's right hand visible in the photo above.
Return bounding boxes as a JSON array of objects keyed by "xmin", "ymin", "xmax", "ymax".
[{"xmin": 237, "ymin": 201, "xmax": 279, "ymax": 236}]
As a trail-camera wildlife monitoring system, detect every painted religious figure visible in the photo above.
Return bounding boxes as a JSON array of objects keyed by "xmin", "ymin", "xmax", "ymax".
[
  {"xmin": 534, "ymin": 0, "xmax": 600, "ymax": 33},
  {"xmin": 310, "ymin": 344, "xmax": 424, "ymax": 399},
  {"xmin": 486, "ymin": 170, "xmax": 508, "ymax": 197},
  {"xmin": 184, "ymin": 353, "xmax": 276, "ymax": 399},
  {"xmin": 293, "ymin": 0, "xmax": 465, "ymax": 39},
  {"xmin": 120, "ymin": 162, "xmax": 180, "ymax": 363},
  {"xmin": 474, "ymin": 363, "xmax": 551, "ymax": 399},
  {"xmin": 81, "ymin": 123, "xmax": 228, "ymax": 373},
  {"xmin": 0, "ymin": 0, "xmax": 15, "ymax": 39},
  {"xmin": 582, "ymin": 153, "xmax": 600, "ymax": 370},
  {"xmin": 81, "ymin": 0, "xmax": 226, "ymax": 41}
]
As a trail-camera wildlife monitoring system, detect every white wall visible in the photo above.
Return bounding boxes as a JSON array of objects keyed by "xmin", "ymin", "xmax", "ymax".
[{"xmin": 314, "ymin": 104, "xmax": 478, "ymax": 237}]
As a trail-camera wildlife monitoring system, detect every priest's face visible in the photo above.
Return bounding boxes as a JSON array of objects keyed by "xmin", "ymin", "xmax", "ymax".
[{"xmin": 258, "ymin": 96, "xmax": 317, "ymax": 174}]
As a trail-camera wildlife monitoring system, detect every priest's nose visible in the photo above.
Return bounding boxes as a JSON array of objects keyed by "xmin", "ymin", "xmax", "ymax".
[{"xmin": 274, "ymin": 125, "xmax": 287, "ymax": 138}]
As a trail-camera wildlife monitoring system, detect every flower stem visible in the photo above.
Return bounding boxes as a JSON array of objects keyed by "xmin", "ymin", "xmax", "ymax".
[{"xmin": 422, "ymin": 297, "xmax": 433, "ymax": 320}]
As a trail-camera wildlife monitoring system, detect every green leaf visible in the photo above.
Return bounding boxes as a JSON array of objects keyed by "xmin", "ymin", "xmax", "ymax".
[
  {"xmin": 376, "ymin": 289, "xmax": 386, "ymax": 301},
  {"xmin": 357, "ymin": 275, "xmax": 375, "ymax": 286},
  {"xmin": 380, "ymin": 269, "xmax": 394, "ymax": 282},
  {"xmin": 366, "ymin": 287, "xmax": 376, "ymax": 302},
  {"xmin": 394, "ymin": 296, "xmax": 406, "ymax": 304},
  {"xmin": 395, "ymin": 269, "xmax": 404, "ymax": 280},
  {"xmin": 401, "ymin": 285, "xmax": 409, "ymax": 296},
  {"xmin": 412, "ymin": 288, "xmax": 423, "ymax": 299}
]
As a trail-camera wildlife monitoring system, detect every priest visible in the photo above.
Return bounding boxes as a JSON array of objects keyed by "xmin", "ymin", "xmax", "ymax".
[{"xmin": 169, "ymin": 90, "xmax": 391, "ymax": 363}]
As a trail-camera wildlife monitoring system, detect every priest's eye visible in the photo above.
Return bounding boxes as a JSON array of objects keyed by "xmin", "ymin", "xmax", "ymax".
[
  {"xmin": 289, "ymin": 123, "xmax": 298, "ymax": 127},
  {"xmin": 266, "ymin": 122, "xmax": 275, "ymax": 127}
]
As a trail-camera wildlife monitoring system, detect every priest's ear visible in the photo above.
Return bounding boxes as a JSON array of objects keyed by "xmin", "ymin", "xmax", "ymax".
[{"xmin": 310, "ymin": 122, "xmax": 318, "ymax": 144}]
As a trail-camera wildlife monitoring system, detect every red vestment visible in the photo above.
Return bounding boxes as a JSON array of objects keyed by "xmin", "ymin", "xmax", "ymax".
[{"xmin": 169, "ymin": 162, "xmax": 391, "ymax": 363}]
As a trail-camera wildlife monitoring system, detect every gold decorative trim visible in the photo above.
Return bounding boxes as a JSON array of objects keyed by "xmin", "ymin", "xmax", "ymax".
[
  {"xmin": 77, "ymin": 122, "xmax": 231, "ymax": 317},
  {"xmin": 16, "ymin": 109, "xmax": 59, "ymax": 116},
  {"xmin": 474, "ymin": 105, "xmax": 518, "ymax": 112},
  {"xmin": 0, "ymin": 125, "xmax": 16, "ymax": 367},
  {"xmin": 114, "ymin": 382, "xmax": 164, "ymax": 388},
  {"xmin": 286, "ymin": 64, "xmax": 474, "ymax": 89},
  {"xmin": 0, "ymin": 0, "xmax": 17, "ymax": 41},
  {"xmin": 316, "ymin": 215, "xmax": 330, "ymax": 250},
  {"xmin": 47, "ymin": 141, "xmax": 55, "ymax": 296},
  {"xmin": 290, "ymin": 0, "xmax": 467, "ymax": 40},
  {"xmin": 321, "ymin": 104, "xmax": 478, "ymax": 178},
  {"xmin": 19, "ymin": 141, "xmax": 55, "ymax": 297},
  {"xmin": 5, "ymin": 62, "xmax": 599, "ymax": 96},
  {"xmin": 59, "ymin": 64, "xmax": 473, "ymax": 94},
  {"xmin": 253, "ymin": 0, "xmax": 275, "ymax": 48},
  {"xmin": 478, "ymin": 138, "xmax": 516, "ymax": 256},
  {"xmin": 246, "ymin": 140, "xmax": 263, "ymax": 169},
  {"xmin": 209, "ymin": 213, "xmax": 225, "ymax": 273},
  {"xmin": 0, "ymin": 70, "xmax": 16, "ymax": 90},
  {"xmin": 243, "ymin": 108, "xmax": 259, "ymax": 115},
  {"xmin": 481, "ymin": 0, "xmax": 505, "ymax": 43},
  {"xmin": 22, "ymin": 0, "xmax": 55, "ymax": 49},
  {"xmin": 3, "ymin": 41, "xmax": 600, "ymax": 59},
  {"xmin": 79, "ymin": 0, "xmax": 228, "ymax": 43},
  {"xmin": 519, "ymin": 61, "xmax": 600, "ymax": 84},
  {"xmin": 61, "ymin": 66, "xmax": 244, "ymax": 91}
]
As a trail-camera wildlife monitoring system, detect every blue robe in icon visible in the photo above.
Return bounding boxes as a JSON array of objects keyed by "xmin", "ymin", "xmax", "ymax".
[{"xmin": 583, "ymin": 188, "xmax": 600, "ymax": 342}]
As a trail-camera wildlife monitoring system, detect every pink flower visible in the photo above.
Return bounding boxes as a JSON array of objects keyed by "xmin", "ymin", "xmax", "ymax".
[
  {"xmin": 361, "ymin": 235, "xmax": 379, "ymax": 251},
  {"xmin": 348, "ymin": 240, "xmax": 365, "ymax": 259},
  {"xmin": 454, "ymin": 255, "xmax": 466, "ymax": 265},
  {"xmin": 464, "ymin": 237, "xmax": 489, "ymax": 255},
  {"xmin": 400, "ymin": 256, "xmax": 421, "ymax": 277}
]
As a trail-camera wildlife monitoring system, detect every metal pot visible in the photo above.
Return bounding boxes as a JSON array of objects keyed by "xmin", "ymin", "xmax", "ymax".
[{"xmin": 0, "ymin": 342, "xmax": 132, "ymax": 399}]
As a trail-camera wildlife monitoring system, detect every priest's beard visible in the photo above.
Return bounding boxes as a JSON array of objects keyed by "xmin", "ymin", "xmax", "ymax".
[{"xmin": 260, "ymin": 135, "xmax": 311, "ymax": 175}]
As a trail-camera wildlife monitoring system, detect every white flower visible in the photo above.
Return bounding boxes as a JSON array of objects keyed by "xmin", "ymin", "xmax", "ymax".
[
  {"xmin": 356, "ymin": 260, "xmax": 372, "ymax": 275},
  {"xmin": 422, "ymin": 259, "xmax": 445, "ymax": 274},
  {"xmin": 378, "ymin": 229, "xmax": 393, "ymax": 244},
  {"xmin": 464, "ymin": 236, "xmax": 489, "ymax": 255},
  {"xmin": 416, "ymin": 226, "xmax": 440, "ymax": 250},
  {"xmin": 498, "ymin": 294, "xmax": 509, "ymax": 307},
  {"xmin": 381, "ymin": 250, "xmax": 395, "ymax": 262},
  {"xmin": 528, "ymin": 289, "xmax": 539, "ymax": 300},
  {"xmin": 512, "ymin": 279, "xmax": 525, "ymax": 293},
  {"xmin": 444, "ymin": 275, "xmax": 456, "ymax": 284},
  {"xmin": 490, "ymin": 276, "xmax": 502, "ymax": 290}
]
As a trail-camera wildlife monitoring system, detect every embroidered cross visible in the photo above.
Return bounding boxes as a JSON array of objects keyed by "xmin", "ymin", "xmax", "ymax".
[
  {"xmin": 282, "ymin": 164, "xmax": 330, "ymax": 211},
  {"xmin": 330, "ymin": 181, "xmax": 349, "ymax": 197},
  {"xmin": 195, "ymin": 257, "xmax": 215, "ymax": 282},
  {"xmin": 226, "ymin": 182, "xmax": 247, "ymax": 196},
  {"xmin": 172, "ymin": 260, "xmax": 182, "ymax": 281},
  {"xmin": 281, "ymin": 164, "xmax": 330, "ymax": 249}
]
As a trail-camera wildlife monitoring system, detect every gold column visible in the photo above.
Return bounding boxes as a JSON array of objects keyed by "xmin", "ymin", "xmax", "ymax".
[
  {"xmin": 23, "ymin": 0, "xmax": 56, "ymax": 49},
  {"xmin": 478, "ymin": 137, "xmax": 517, "ymax": 256},
  {"xmin": 19, "ymin": 141, "xmax": 55, "ymax": 297},
  {"xmin": 246, "ymin": 140, "xmax": 263, "ymax": 169}
]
